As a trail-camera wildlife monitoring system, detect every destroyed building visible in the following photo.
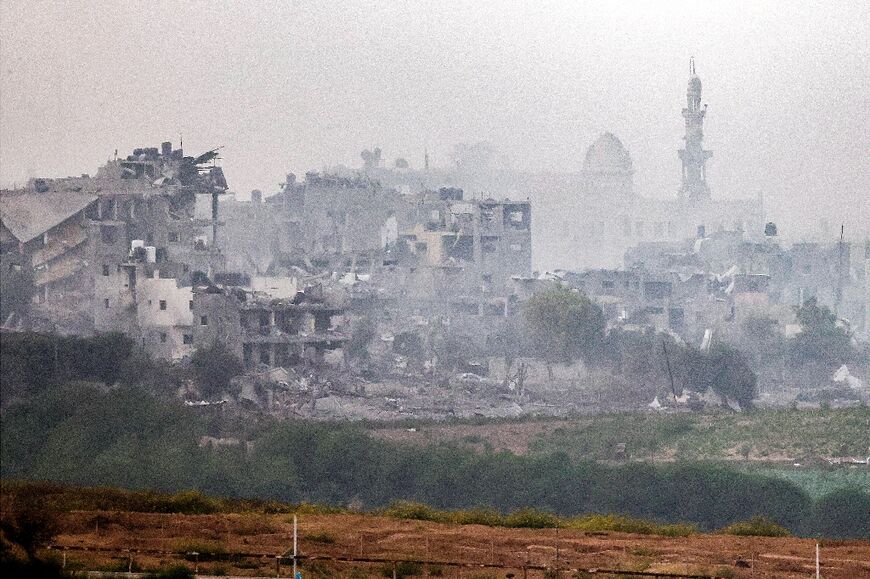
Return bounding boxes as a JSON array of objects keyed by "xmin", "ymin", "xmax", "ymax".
[
  {"xmin": 269, "ymin": 171, "xmax": 404, "ymax": 270},
  {"xmin": 0, "ymin": 188, "xmax": 97, "ymax": 330},
  {"xmin": 624, "ymin": 226, "xmax": 868, "ymax": 335},
  {"xmin": 1, "ymin": 142, "xmax": 227, "ymax": 358},
  {"xmin": 216, "ymin": 172, "xmax": 534, "ymax": 366},
  {"xmin": 193, "ymin": 282, "xmax": 346, "ymax": 369}
]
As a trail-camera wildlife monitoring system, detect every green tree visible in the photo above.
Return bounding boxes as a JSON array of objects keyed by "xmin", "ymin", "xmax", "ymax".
[
  {"xmin": 812, "ymin": 489, "xmax": 870, "ymax": 539},
  {"xmin": 523, "ymin": 285, "xmax": 605, "ymax": 378},
  {"xmin": 706, "ymin": 344, "xmax": 758, "ymax": 410},
  {"xmin": 190, "ymin": 343, "xmax": 243, "ymax": 398},
  {"xmin": 488, "ymin": 317, "xmax": 527, "ymax": 388},
  {"xmin": 345, "ymin": 316, "xmax": 376, "ymax": 362},
  {"xmin": 788, "ymin": 298, "xmax": 853, "ymax": 383},
  {"xmin": 670, "ymin": 343, "xmax": 758, "ymax": 410}
]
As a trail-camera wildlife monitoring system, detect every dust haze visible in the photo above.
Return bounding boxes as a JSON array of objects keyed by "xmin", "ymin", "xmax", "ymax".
[
  {"xmin": 2, "ymin": 1, "xmax": 870, "ymax": 569},
  {"xmin": 2, "ymin": 1, "xmax": 868, "ymax": 268}
]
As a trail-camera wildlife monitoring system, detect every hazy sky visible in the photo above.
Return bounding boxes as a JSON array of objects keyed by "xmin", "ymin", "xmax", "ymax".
[{"xmin": 2, "ymin": 1, "xmax": 868, "ymax": 239}]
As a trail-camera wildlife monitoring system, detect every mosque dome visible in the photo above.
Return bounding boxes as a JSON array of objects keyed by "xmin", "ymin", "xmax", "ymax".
[{"xmin": 583, "ymin": 132, "xmax": 633, "ymax": 173}]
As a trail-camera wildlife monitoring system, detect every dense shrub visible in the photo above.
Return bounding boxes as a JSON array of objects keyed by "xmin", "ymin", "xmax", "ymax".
[
  {"xmin": 0, "ymin": 332, "xmax": 134, "ymax": 392},
  {"xmin": 569, "ymin": 514, "xmax": 696, "ymax": 537},
  {"xmin": 719, "ymin": 516, "xmax": 791, "ymax": 537}
]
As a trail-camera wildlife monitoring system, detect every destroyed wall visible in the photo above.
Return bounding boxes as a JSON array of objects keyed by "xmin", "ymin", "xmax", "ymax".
[
  {"xmin": 626, "ymin": 231, "xmax": 863, "ymax": 333},
  {"xmin": 192, "ymin": 284, "xmax": 347, "ymax": 370},
  {"xmin": 402, "ymin": 191, "xmax": 532, "ymax": 294},
  {"xmin": 217, "ymin": 195, "xmax": 282, "ymax": 274},
  {"xmin": 785, "ymin": 242, "xmax": 851, "ymax": 309},
  {"xmin": 92, "ymin": 221, "xmax": 138, "ymax": 334},
  {"xmin": 265, "ymin": 173, "xmax": 407, "ymax": 268},
  {"xmin": 564, "ymin": 268, "xmax": 730, "ymax": 341},
  {"xmin": 193, "ymin": 290, "xmax": 245, "ymax": 359}
]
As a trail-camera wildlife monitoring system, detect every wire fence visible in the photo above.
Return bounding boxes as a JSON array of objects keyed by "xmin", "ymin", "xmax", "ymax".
[{"xmin": 48, "ymin": 544, "xmax": 733, "ymax": 578}]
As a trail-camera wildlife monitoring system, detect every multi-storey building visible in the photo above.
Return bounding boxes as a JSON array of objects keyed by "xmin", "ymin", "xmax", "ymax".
[{"xmin": 0, "ymin": 188, "xmax": 97, "ymax": 331}]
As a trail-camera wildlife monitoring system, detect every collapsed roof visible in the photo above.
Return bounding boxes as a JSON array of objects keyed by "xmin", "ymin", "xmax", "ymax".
[{"xmin": 0, "ymin": 190, "xmax": 97, "ymax": 243}]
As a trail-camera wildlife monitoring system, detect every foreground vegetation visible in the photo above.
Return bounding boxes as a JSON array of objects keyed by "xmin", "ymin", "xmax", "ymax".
[
  {"xmin": 7, "ymin": 483, "xmax": 868, "ymax": 579},
  {"xmin": 2, "ymin": 383, "xmax": 869, "ymax": 539}
]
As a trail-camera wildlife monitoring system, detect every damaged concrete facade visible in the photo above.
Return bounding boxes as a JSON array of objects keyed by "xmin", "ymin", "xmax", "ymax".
[
  {"xmin": 193, "ymin": 282, "xmax": 346, "ymax": 369},
  {"xmin": 218, "ymin": 173, "xmax": 533, "ymax": 356},
  {"xmin": 0, "ymin": 189, "xmax": 97, "ymax": 330},
  {"xmin": 87, "ymin": 143, "xmax": 228, "ymax": 359},
  {"xmin": 2, "ymin": 142, "xmax": 228, "ymax": 360}
]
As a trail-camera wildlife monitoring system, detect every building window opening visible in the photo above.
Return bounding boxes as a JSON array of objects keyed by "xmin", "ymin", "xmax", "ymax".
[
  {"xmin": 200, "ymin": 316, "xmax": 208, "ymax": 326},
  {"xmin": 159, "ymin": 300, "xmax": 167, "ymax": 310},
  {"xmin": 102, "ymin": 264, "xmax": 110, "ymax": 276}
]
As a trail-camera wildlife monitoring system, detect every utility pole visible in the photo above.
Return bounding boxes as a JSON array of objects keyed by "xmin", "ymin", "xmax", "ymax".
[
  {"xmin": 292, "ymin": 514, "xmax": 298, "ymax": 578},
  {"xmin": 835, "ymin": 224, "xmax": 845, "ymax": 315},
  {"xmin": 816, "ymin": 542, "xmax": 820, "ymax": 579}
]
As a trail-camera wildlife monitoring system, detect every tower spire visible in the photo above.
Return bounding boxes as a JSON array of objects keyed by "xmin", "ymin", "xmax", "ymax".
[{"xmin": 678, "ymin": 58, "xmax": 712, "ymax": 203}]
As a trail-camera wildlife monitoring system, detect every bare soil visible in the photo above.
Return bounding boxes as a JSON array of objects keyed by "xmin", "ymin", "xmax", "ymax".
[{"xmin": 47, "ymin": 510, "xmax": 870, "ymax": 578}]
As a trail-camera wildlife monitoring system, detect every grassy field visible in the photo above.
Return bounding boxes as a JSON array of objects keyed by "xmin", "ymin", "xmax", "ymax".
[
  {"xmin": 369, "ymin": 408, "xmax": 870, "ymax": 499},
  {"xmin": 372, "ymin": 407, "xmax": 870, "ymax": 462}
]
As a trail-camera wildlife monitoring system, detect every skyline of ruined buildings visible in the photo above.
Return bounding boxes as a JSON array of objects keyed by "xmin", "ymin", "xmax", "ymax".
[{"xmin": 1, "ymin": 62, "xmax": 868, "ymax": 371}]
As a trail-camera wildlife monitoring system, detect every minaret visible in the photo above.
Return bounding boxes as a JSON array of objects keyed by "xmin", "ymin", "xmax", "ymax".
[{"xmin": 678, "ymin": 57, "xmax": 712, "ymax": 203}]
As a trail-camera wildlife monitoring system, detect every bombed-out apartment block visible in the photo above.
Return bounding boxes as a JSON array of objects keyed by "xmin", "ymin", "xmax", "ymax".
[
  {"xmin": 88, "ymin": 144, "xmax": 228, "ymax": 358},
  {"xmin": 2, "ymin": 142, "xmax": 228, "ymax": 358},
  {"xmin": 400, "ymin": 187, "xmax": 532, "ymax": 296},
  {"xmin": 0, "ymin": 189, "xmax": 97, "ymax": 331},
  {"xmin": 564, "ymin": 268, "xmax": 730, "ymax": 340},
  {"xmin": 274, "ymin": 172, "xmax": 402, "ymax": 268},
  {"xmin": 193, "ymin": 282, "xmax": 346, "ymax": 369},
  {"xmin": 219, "ymin": 173, "xmax": 533, "ymax": 325}
]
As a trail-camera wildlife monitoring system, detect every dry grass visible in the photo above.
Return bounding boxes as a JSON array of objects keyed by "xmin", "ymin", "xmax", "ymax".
[{"xmin": 43, "ymin": 509, "xmax": 870, "ymax": 578}]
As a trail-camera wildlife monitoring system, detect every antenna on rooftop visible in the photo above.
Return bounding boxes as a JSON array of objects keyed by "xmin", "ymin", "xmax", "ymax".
[{"xmin": 835, "ymin": 224, "xmax": 845, "ymax": 313}]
